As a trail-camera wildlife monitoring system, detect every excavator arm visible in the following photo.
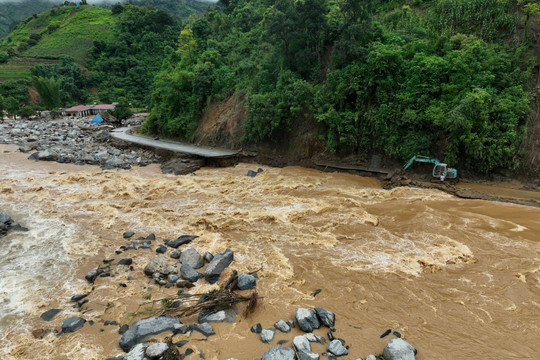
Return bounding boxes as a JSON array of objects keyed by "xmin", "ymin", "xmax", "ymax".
[{"xmin": 403, "ymin": 155, "xmax": 440, "ymax": 170}]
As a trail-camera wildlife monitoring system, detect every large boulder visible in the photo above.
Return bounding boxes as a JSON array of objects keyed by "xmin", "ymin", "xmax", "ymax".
[
  {"xmin": 295, "ymin": 308, "xmax": 320, "ymax": 333},
  {"xmin": 293, "ymin": 336, "xmax": 320, "ymax": 360},
  {"xmin": 327, "ymin": 339, "xmax": 348, "ymax": 356},
  {"xmin": 262, "ymin": 347, "xmax": 296, "ymax": 360},
  {"xmin": 61, "ymin": 317, "xmax": 86, "ymax": 333},
  {"xmin": 180, "ymin": 248, "xmax": 204, "ymax": 269},
  {"xmin": 144, "ymin": 255, "xmax": 178, "ymax": 277},
  {"xmin": 204, "ymin": 248, "xmax": 234, "ymax": 284},
  {"xmin": 180, "ymin": 264, "xmax": 203, "ymax": 283},
  {"xmin": 315, "ymin": 307, "xmax": 335, "ymax": 328},
  {"xmin": 145, "ymin": 342, "xmax": 168, "ymax": 359},
  {"xmin": 119, "ymin": 316, "xmax": 182, "ymax": 352},
  {"xmin": 382, "ymin": 338, "xmax": 416, "ymax": 360},
  {"xmin": 237, "ymin": 274, "xmax": 256, "ymax": 290},
  {"xmin": 261, "ymin": 329, "xmax": 275, "ymax": 343}
]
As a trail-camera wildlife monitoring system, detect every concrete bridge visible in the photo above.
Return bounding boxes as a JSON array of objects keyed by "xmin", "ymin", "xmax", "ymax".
[{"xmin": 110, "ymin": 127, "xmax": 239, "ymax": 158}]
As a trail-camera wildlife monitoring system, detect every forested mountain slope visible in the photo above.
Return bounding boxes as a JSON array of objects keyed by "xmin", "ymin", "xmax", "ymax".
[
  {"xmin": 143, "ymin": 0, "xmax": 537, "ymax": 174},
  {"xmin": 0, "ymin": 0, "xmax": 211, "ymax": 40}
]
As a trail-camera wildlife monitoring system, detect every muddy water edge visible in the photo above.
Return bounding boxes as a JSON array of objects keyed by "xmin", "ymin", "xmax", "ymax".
[{"xmin": 0, "ymin": 144, "xmax": 539, "ymax": 360}]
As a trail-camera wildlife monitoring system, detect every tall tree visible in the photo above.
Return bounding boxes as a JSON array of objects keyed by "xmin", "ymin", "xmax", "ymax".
[{"xmin": 32, "ymin": 76, "xmax": 62, "ymax": 110}]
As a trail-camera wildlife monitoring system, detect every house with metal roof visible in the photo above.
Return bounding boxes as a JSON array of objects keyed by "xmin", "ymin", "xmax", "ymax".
[{"xmin": 61, "ymin": 103, "xmax": 116, "ymax": 117}]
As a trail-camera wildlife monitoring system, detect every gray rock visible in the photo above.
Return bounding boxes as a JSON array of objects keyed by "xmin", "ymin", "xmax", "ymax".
[
  {"xmin": 315, "ymin": 307, "xmax": 335, "ymax": 328},
  {"xmin": 189, "ymin": 322, "xmax": 215, "ymax": 337},
  {"xmin": 40, "ymin": 308, "xmax": 62, "ymax": 321},
  {"xmin": 250, "ymin": 323, "xmax": 262, "ymax": 334},
  {"xmin": 119, "ymin": 316, "xmax": 182, "ymax": 352},
  {"xmin": 274, "ymin": 319, "xmax": 290, "ymax": 333},
  {"xmin": 328, "ymin": 339, "xmax": 348, "ymax": 356},
  {"xmin": 168, "ymin": 274, "xmax": 180, "ymax": 283},
  {"xmin": 294, "ymin": 335, "xmax": 320, "ymax": 360},
  {"xmin": 237, "ymin": 274, "xmax": 256, "ymax": 290},
  {"xmin": 294, "ymin": 335, "xmax": 312, "ymax": 352},
  {"xmin": 145, "ymin": 342, "xmax": 168, "ymax": 359},
  {"xmin": 262, "ymin": 347, "xmax": 295, "ymax": 360},
  {"xmin": 156, "ymin": 245, "xmax": 167, "ymax": 254},
  {"xmin": 198, "ymin": 308, "xmax": 237, "ymax": 323},
  {"xmin": 204, "ymin": 248, "xmax": 234, "ymax": 284},
  {"xmin": 180, "ymin": 248, "xmax": 204, "ymax": 269},
  {"xmin": 247, "ymin": 170, "xmax": 257, "ymax": 177},
  {"xmin": 170, "ymin": 250, "xmax": 181, "ymax": 259},
  {"xmin": 143, "ymin": 255, "xmax": 177, "ymax": 277},
  {"xmin": 85, "ymin": 267, "xmax": 103, "ymax": 283},
  {"xmin": 203, "ymin": 251, "xmax": 213, "ymax": 263},
  {"xmin": 180, "ymin": 264, "xmax": 203, "ymax": 282},
  {"xmin": 165, "ymin": 235, "xmax": 198, "ymax": 248},
  {"xmin": 295, "ymin": 308, "xmax": 320, "ymax": 333},
  {"xmin": 36, "ymin": 149, "xmax": 57, "ymax": 161},
  {"xmin": 298, "ymin": 350, "xmax": 320, "ymax": 360},
  {"xmin": 261, "ymin": 328, "xmax": 275, "ymax": 343},
  {"xmin": 61, "ymin": 316, "xmax": 86, "ymax": 333},
  {"xmin": 382, "ymin": 338, "xmax": 416, "ymax": 360},
  {"xmin": 123, "ymin": 231, "xmax": 135, "ymax": 238},
  {"xmin": 125, "ymin": 343, "xmax": 147, "ymax": 360},
  {"xmin": 118, "ymin": 258, "xmax": 133, "ymax": 265},
  {"xmin": 366, "ymin": 356, "xmax": 376, "ymax": 360}
]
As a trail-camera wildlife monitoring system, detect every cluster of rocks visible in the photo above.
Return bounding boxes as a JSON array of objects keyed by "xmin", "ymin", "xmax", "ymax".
[
  {"xmin": 246, "ymin": 307, "xmax": 416, "ymax": 360},
  {"xmin": 35, "ymin": 229, "xmax": 417, "ymax": 360},
  {"xmin": 0, "ymin": 212, "xmax": 28, "ymax": 237},
  {"xmin": 0, "ymin": 117, "xmax": 160, "ymax": 169}
]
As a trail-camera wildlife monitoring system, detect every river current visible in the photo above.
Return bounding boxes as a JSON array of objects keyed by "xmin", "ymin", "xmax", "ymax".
[{"xmin": 0, "ymin": 144, "xmax": 539, "ymax": 359}]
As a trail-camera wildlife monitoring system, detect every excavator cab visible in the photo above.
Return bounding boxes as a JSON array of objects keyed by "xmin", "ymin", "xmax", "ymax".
[{"xmin": 432, "ymin": 163, "xmax": 458, "ymax": 179}]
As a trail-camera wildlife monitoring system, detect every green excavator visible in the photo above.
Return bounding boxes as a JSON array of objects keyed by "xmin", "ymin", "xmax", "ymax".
[{"xmin": 403, "ymin": 155, "xmax": 458, "ymax": 181}]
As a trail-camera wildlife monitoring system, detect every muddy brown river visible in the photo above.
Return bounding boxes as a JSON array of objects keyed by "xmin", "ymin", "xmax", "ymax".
[{"xmin": 0, "ymin": 144, "xmax": 539, "ymax": 360}]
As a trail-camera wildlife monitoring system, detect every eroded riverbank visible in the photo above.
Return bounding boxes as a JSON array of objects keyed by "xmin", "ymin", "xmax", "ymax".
[{"xmin": 1, "ymin": 143, "xmax": 540, "ymax": 359}]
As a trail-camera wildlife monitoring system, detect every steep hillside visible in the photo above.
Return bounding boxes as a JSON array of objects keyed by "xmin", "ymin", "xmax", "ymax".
[
  {"xmin": 1, "ymin": 4, "xmax": 114, "ymax": 63},
  {"xmin": 143, "ymin": 0, "xmax": 534, "ymax": 174}
]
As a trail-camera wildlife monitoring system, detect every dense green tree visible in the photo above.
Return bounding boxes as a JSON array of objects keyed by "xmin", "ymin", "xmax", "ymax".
[
  {"xmin": 110, "ymin": 97, "xmax": 133, "ymax": 121},
  {"xmin": 30, "ymin": 57, "xmax": 86, "ymax": 106},
  {"xmin": 86, "ymin": 5, "xmax": 182, "ymax": 106},
  {"xmin": 4, "ymin": 97, "xmax": 19, "ymax": 119},
  {"xmin": 32, "ymin": 76, "xmax": 62, "ymax": 110}
]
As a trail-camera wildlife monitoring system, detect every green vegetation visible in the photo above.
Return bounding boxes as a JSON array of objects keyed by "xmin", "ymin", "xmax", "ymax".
[
  {"xmin": 32, "ymin": 76, "xmax": 62, "ymax": 110},
  {"xmin": 30, "ymin": 57, "xmax": 87, "ymax": 106},
  {"xmin": 86, "ymin": 4, "xmax": 182, "ymax": 106},
  {"xmin": 143, "ymin": 0, "xmax": 534, "ymax": 173}
]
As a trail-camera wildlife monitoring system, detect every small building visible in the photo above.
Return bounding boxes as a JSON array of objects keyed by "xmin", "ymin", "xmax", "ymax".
[{"xmin": 61, "ymin": 104, "xmax": 116, "ymax": 118}]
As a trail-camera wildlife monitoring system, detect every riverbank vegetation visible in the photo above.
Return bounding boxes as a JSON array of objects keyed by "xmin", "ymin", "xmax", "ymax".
[{"xmin": 143, "ymin": 0, "xmax": 535, "ymax": 173}]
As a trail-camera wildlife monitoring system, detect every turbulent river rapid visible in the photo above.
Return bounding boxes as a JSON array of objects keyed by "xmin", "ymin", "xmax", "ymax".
[{"xmin": 0, "ymin": 144, "xmax": 539, "ymax": 360}]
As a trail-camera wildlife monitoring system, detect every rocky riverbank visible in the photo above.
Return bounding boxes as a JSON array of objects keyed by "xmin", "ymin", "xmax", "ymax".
[
  {"xmin": 0, "ymin": 116, "xmax": 160, "ymax": 169},
  {"xmin": 34, "ymin": 230, "xmax": 418, "ymax": 360}
]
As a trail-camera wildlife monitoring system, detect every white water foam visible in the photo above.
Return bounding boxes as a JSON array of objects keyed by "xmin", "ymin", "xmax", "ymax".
[{"xmin": 0, "ymin": 202, "xmax": 78, "ymax": 331}]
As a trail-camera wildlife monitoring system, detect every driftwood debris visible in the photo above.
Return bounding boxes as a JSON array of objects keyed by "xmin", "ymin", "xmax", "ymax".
[{"xmin": 143, "ymin": 271, "xmax": 261, "ymax": 319}]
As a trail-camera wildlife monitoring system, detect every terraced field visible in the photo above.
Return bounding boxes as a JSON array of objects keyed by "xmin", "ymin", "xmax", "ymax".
[{"xmin": 0, "ymin": 57, "xmax": 59, "ymax": 82}]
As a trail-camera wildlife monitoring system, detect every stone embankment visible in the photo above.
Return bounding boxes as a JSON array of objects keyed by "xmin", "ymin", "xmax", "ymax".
[
  {"xmin": 33, "ymin": 229, "xmax": 418, "ymax": 360},
  {"xmin": 0, "ymin": 117, "xmax": 160, "ymax": 169}
]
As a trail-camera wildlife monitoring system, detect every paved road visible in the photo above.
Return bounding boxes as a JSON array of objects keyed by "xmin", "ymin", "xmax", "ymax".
[{"xmin": 110, "ymin": 127, "xmax": 238, "ymax": 158}]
